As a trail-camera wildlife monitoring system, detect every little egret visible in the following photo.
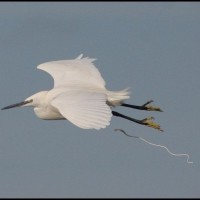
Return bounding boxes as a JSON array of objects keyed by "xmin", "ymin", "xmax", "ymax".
[{"xmin": 1, "ymin": 54, "xmax": 163, "ymax": 131}]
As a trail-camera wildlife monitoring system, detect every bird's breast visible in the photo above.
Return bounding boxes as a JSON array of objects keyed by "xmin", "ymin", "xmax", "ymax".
[{"xmin": 34, "ymin": 106, "xmax": 64, "ymax": 120}]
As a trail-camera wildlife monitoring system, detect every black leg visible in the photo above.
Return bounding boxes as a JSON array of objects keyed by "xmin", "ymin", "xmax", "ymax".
[
  {"xmin": 121, "ymin": 100, "xmax": 163, "ymax": 112},
  {"xmin": 112, "ymin": 111, "xmax": 163, "ymax": 132},
  {"xmin": 112, "ymin": 111, "xmax": 141, "ymax": 124}
]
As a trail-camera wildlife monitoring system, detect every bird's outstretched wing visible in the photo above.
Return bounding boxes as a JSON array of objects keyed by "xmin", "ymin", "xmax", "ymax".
[
  {"xmin": 51, "ymin": 90, "xmax": 112, "ymax": 130},
  {"xmin": 37, "ymin": 54, "xmax": 106, "ymax": 88}
]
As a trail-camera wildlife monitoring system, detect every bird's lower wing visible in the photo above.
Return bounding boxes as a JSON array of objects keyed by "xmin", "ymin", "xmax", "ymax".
[{"xmin": 51, "ymin": 91, "xmax": 112, "ymax": 130}]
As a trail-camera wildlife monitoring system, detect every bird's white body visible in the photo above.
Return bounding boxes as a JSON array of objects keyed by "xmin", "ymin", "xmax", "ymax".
[
  {"xmin": 29, "ymin": 86, "xmax": 129, "ymax": 121},
  {"xmin": 22, "ymin": 54, "xmax": 130, "ymax": 129}
]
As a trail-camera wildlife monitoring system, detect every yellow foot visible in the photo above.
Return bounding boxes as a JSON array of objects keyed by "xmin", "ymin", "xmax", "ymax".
[
  {"xmin": 143, "ymin": 100, "xmax": 163, "ymax": 112},
  {"xmin": 141, "ymin": 116, "xmax": 163, "ymax": 132}
]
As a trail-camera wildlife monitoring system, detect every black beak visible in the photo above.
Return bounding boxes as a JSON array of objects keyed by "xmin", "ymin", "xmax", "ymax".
[{"xmin": 1, "ymin": 100, "xmax": 32, "ymax": 110}]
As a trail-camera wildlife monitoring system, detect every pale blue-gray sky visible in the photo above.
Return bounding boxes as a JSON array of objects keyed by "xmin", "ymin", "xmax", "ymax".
[{"xmin": 0, "ymin": 2, "xmax": 200, "ymax": 198}]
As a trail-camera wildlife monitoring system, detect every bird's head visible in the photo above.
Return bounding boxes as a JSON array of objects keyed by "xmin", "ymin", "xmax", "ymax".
[{"xmin": 1, "ymin": 91, "xmax": 48, "ymax": 110}]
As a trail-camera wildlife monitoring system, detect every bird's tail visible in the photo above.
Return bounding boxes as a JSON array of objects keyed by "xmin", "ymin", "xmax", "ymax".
[{"xmin": 107, "ymin": 87, "xmax": 130, "ymax": 106}]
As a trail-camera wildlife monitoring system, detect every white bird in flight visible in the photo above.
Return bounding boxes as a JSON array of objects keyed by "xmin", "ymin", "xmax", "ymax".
[{"xmin": 2, "ymin": 54, "xmax": 163, "ymax": 131}]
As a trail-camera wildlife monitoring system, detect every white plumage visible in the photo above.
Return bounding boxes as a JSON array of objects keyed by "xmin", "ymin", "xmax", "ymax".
[{"xmin": 35, "ymin": 54, "xmax": 129, "ymax": 129}]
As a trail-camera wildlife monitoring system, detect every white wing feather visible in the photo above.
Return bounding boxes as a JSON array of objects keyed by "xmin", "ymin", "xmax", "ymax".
[
  {"xmin": 51, "ymin": 91, "xmax": 112, "ymax": 130},
  {"xmin": 37, "ymin": 54, "xmax": 106, "ymax": 88}
]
